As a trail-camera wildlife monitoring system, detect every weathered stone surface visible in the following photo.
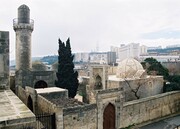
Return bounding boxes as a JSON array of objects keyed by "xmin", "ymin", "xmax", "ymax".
[
  {"xmin": 63, "ymin": 104, "xmax": 97, "ymax": 129},
  {"xmin": 13, "ymin": 4, "xmax": 33, "ymax": 71},
  {"xmin": 0, "ymin": 90, "xmax": 36, "ymax": 128},
  {"xmin": 121, "ymin": 91, "xmax": 180, "ymax": 128},
  {"xmin": 108, "ymin": 75, "xmax": 164, "ymax": 101},
  {"xmin": 0, "ymin": 31, "xmax": 9, "ymax": 90}
]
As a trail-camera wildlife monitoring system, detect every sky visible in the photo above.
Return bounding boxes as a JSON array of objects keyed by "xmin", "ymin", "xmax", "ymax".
[{"xmin": 0, "ymin": 0, "xmax": 180, "ymax": 59}]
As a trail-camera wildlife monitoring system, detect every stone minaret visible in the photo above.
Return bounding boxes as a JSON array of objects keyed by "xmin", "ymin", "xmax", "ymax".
[{"xmin": 13, "ymin": 4, "xmax": 34, "ymax": 70}]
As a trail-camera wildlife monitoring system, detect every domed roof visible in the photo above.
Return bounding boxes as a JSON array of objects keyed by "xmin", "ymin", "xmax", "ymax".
[
  {"xmin": 32, "ymin": 61, "xmax": 47, "ymax": 71},
  {"xmin": 18, "ymin": 4, "xmax": 30, "ymax": 10},
  {"xmin": 116, "ymin": 58, "xmax": 145, "ymax": 79}
]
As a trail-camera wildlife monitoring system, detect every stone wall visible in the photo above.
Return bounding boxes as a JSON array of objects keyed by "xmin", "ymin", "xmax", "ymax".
[
  {"xmin": 37, "ymin": 95, "xmax": 57, "ymax": 114},
  {"xmin": 96, "ymin": 88, "xmax": 123, "ymax": 129},
  {"xmin": 89, "ymin": 65, "xmax": 108, "ymax": 90},
  {"xmin": 108, "ymin": 76, "xmax": 163, "ymax": 101},
  {"xmin": 39, "ymin": 90, "xmax": 68, "ymax": 102},
  {"xmin": 108, "ymin": 66, "xmax": 117, "ymax": 75},
  {"xmin": 0, "ymin": 31, "xmax": 9, "ymax": 90},
  {"xmin": 1, "ymin": 122, "xmax": 36, "ymax": 129},
  {"xmin": 123, "ymin": 76, "xmax": 163, "ymax": 101},
  {"xmin": 63, "ymin": 104, "xmax": 97, "ymax": 129},
  {"xmin": 37, "ymin": 95, "xmax": 64, "ymax": 129},
  {"xmin": 15, "ymin": 69, "xmax": 33, "ymax": 88},
  {"xmin": 17, "ymin": 86, "xmax": 29, "ymax": 105},
  {"xmin": 32, "ymin": 71, "xmax": 55, "ymax": 87},
  {"xmin": 120, "ymin": 91, "xmax": 180, "ymax": 128},
  {"xmin": 15, "ymin": 70, "xmax": 55, "ymax": 88}
]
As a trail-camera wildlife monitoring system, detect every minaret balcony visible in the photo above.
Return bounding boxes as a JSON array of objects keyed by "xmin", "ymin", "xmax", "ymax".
[{"xmin": 13, "ymin": 18, "xmax": 34, "ymax": 31}]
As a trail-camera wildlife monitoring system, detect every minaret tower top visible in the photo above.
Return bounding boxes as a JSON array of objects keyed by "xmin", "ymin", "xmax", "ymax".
[
  {"xmin": 13, "ymin": 4, "xmax": 34, "ymax": 31},
  {"xmin": 13, "ymin": 4, "xmax": 34, "ymax": 71},
  {"xmin": 18, "ymin": 4, "xmax": 30, "ymax": 24}
]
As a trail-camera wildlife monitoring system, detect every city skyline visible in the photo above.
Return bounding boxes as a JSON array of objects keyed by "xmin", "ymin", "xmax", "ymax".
[{"xmin": 1, "ymin": 0, "xmax": 180, "ymax": 59}]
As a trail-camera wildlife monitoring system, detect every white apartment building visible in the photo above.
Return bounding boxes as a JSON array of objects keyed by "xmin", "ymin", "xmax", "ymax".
[
  {"xmin": 73, "ymin": 52, "xmax": 89, "ymax": 63},
  {"xmin": 140, "ymin": 45, "xmax": 148, "ymax": 55},
  {"xmin": 89, "ymin": 52, "xmax": 108, "ymax": 64},
  {"xmin": 110, "ymin": 46, "xmax": 120, "ymax": 59},
  {"xmin": 89, "ymin": 52, "xmax": 116, "ymax": 65},
  {"xmin": 111, "ymin": 43, "xmax": 140, "ymax": 62}
]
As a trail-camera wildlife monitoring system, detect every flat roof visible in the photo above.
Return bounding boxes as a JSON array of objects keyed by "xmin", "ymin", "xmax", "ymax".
[
  {"xmin": 35, "ymin": 87, "xmax": 66, "ymax": 94},
  {"xmin": 0, "ymin": 90, "xmax": 35, "ymax": 125}
]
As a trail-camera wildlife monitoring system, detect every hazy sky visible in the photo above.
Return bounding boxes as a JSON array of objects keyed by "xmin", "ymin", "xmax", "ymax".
[{"xmin": 1, "ymin": 0, "xmax": 180, "ymax": 59}]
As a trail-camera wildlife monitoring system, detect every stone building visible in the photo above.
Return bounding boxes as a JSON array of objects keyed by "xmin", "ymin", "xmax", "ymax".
[
  {"xmin": 3, "ymin": 4, "xmax": 179, "ymax": 129},
  {"xmin": 13, "ymin": 4, "xmax": 55, "ymax": 89},
  {"xmin": 16, "ymin": 56, "xmax": 180, "ymax": 129},
  {"xmin": 0, "ymin": 31, "xmax": 36, "ymax": 129},
  {"xmin": 84, "ymin": 58, "xmax": 164, "ymax": 103}
]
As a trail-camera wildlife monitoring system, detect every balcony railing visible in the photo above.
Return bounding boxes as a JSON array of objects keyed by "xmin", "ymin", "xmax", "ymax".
[{"xmin": 13, "ymin": 18, "xmax": 34, "ymax": 26}]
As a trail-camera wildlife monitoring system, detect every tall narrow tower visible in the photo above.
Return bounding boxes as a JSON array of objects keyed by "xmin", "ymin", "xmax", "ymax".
[{"xmin": 13, "ymin": 4, "xmax": 34, "ymax": 70}]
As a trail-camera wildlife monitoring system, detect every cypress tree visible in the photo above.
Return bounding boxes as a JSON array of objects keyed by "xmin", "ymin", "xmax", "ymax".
[{"xmin": 55, "ymin": 38, "xmax": 79, "ymax": 98}]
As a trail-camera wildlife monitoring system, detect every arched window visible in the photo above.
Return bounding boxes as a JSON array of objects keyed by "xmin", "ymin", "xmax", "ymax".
[
  {"xmin": 94, "ymin": 75, "xmax": 102, "ymax": 89},
  {"xmin": 34, "ymin": 80, "xmax": 48, "ymax": 89}
]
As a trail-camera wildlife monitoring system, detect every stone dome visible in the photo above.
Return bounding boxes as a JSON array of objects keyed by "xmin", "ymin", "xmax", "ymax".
[
  {"xmin": 116, "ymin": 58, "xmax": 145, "ymax": 79},
  {"xmin": 18, "ymin": 4, "xmax": 30, "ymax": 10},
  {"xmin": 18, "ymin": 4, "xmax": 30, "ymax": 24},
  {"xmin": 32, "ymin": 61, "xmax": 47, "ymax": 71}
]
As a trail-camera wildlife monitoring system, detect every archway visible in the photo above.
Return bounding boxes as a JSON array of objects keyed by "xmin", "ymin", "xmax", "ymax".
[
  {"xmin": 34, "ymin": 80, "xmax": 48, "ymax": 89},
  {"xmin": 103, "ymin": 103, "xmax": 115, "ymax": 129},
  {"xmin": 94, "ymin": 75, "xmax": 102, "ymax": 89},
  {"xmin": 27, "ymin": 95, "xmax": 33, "ymax": 112}
]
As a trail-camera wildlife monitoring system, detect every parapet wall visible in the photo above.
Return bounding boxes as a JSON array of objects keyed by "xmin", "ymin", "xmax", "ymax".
[
  {"xmin": 17, "ymin": 86, "xmax": 29, "ymax": 105},
  {"xmin": 37, "ymin": 95, "xmax": 57, "ymax": 114},
  {"xmin": 120, "ymin": 91, "xmax": 180, "ymax": 128},
  {"xmin": 63, "ymin": 104, "xmax": 97, "ymax": 129},
  {"xmin": 37, "ymin": 95, "xmax": 64, "ymax": 129},
  {"xmin": 0, "ymin": 31, "xmax": 9, "ymax": 90}
]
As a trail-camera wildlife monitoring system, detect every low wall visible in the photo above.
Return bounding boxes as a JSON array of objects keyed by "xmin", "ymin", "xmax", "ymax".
[
  {"xmin": 120, "ymin": 91, "xmax": 180, "ymax": 128},
  {"xmin": 1, "ymin": 122, "xmax": 36, "ymax": 129},
  {"xmin": 17, "ymin": 86, "xmax": 29, "ymax": 105},
  {"xmin": 37, "ymin": 95, "xmax": 64, "ymax": 129},
  {"xmin": 63, "ymin": 104, "xmax": 97, "ymax": 129},
  {"xmin": 37, "ymin": 95, "xmax": 57, "ymax": 114}
]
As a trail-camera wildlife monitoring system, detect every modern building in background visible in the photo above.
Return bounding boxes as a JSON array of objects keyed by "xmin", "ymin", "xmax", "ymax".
[
  {"xmin": 111, "ymin": 43, "xmax": 140, "ymax": 62},
  {"xmin": 140, "ymin": 45, "xmax": 148, "ymax": 55},
  {"xmin": 110, "ymin": 46, "xmax": 120, "ymax": 59},
  {"xmin": 73, "ymin": 52, "xmax": 116, "ymax": 65},
  {"xmin": 73, "ymin": 52, "xmax": 89, "ymax": 63}
]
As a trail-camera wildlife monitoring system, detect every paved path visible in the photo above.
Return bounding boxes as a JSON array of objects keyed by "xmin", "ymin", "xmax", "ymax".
[{"xmin": 140, "ymin": 115, "xmax": 180, "ymax": 129}]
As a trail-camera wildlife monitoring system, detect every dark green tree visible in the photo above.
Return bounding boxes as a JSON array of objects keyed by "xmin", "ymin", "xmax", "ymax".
[
  {"xmin": 142, "ymin": 57, "xmax": 169, "ymax": 80},
  {"xmin": 55, "ymin": 38, "xmax": 79, "ymax": 98},
  {"xmin": 142, "ymin": 58, "xmax": 180, "ymax": 92}
]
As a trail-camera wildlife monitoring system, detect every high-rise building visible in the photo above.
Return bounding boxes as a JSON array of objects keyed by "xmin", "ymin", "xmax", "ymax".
[
  {"xmin": 111, "ymin": 43, "xmax": 140, "ymax": 62},
  {"xmin": 140, "ymin": 45, "xmax": 148, "ymax": 55}
]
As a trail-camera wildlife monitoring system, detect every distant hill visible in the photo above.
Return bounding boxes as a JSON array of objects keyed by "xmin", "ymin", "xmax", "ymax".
[
  {"xmin": 148, "ymin": 47, "xmax": 180, "ymax": 53},
  {"xmin": 40, "ymin": 55, "xmax": 58, "ymax": 65},
  {"xmin": 10, "ymin": 57, "xmax": 42, "ymax": 66}
]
